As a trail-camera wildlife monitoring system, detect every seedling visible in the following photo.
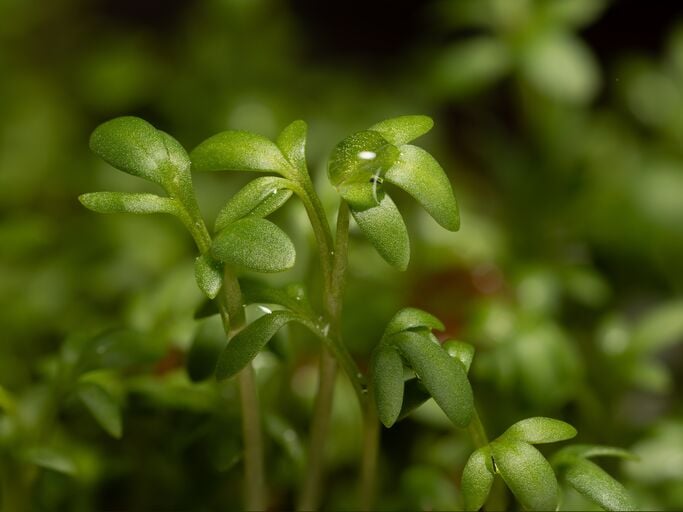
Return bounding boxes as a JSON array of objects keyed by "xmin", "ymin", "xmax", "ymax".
[{"xmin": 81, "ymin": 115, "xmax": 635, "ymax": 510}]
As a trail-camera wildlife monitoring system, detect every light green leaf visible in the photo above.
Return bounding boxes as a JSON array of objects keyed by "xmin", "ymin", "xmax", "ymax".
[
  {"xmin": 391, "ymin": 331, "xmax": 473, "ymax": 428},
  {"xmin": 384, "ymin": 307, "xmax": 445, "ymax": 337},
  {"xmin": 214, "ymin": 176, "xmax": 293, "ymax": 232},
  {"xmin": 194, "ymin": 253, "xmax": 223, "ymax": 299},
  {"xmin": 502, "ymin": 417, "xmax": 577, "ymax": 445},
  {"xmin": 215, "ymin": 310, "xmax": 299, "ymax": 380},
  {"xmin": 554, "ymin": 444, "xmax": 636, "ymax": 463},
  {"xmin": 368, "ymin": 115, "xmax": 434, "ymax": 145},
  {"xmin": 442, "ymin": 340, "xmax": 475, "ymax": 373},
  {"xmin": 158, "ymin": 130, "xmax": 191, "ymax": 175},
  {"xmin": 491, "ymin": 440, "xmax": 559, "ymax": 511},
  {"xmin": 371, "ymin": 345, "xmax": 405, "ymax": 427},
  {"xmin": 385, "ymin": 145, "xmax": 459, "ymax": 231},
  {"xmin": 462, "ymin": 447, "xmax": 495, "ymax": 512},
  {"xmin": 79, "ymin": 192, "xmax": 178, "ymax": 215},
  {"xmin": 351, "ymin": 194, "xmax": 410, "ymax": 270},
  {"xmin": 22, "ymin": 446, "xmax": 78, "ymax": 475},
  {"xmin": 328, "ymin": 130, "xmax": 399, "ymax": 187},
  {"xmin": 565, "ymin": 458, "xmax": 636, "ymax": 511},
  {"xmin": 89, "ymin": 116, "xmax": 168, "ymax": 185},
  {"xmin": 276, "ymin": 120, "xmax": 308, "ymax": 174},
  {"xmin": 187, "ymin": 315, "xmax": 225, "ymax": 382},
  {"xmin": 190, "ymin": 130, "xmax": 292, "ymax": 176},
  {"xmin": 76, "ymin": 381, "xmax": 122, "ymax": 438},
  {"xmin": 212, "ymin": 217, "xmax": 296, "ymax": 273},
  {"xmin": 521, "ymin": 30, "xmax": 600, "ymax": 104},
  {"xmin": 240, "ymin": 279, "xmax": 314, "ymax": 317}
]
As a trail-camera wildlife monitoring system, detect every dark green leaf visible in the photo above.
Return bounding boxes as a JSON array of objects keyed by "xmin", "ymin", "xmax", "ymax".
[
  {"xmin": 462, "ymin": 447, "xmax": 495, "ymax": 512},
  {"xmin": 276, "ymin": 120, "xmax": 308, "ymax": 174},
  {"xmin": 368, "ymin": 115, "xmax": 434, "ymax": 145},
  {"xmin": 391, "ymin": 331, "xmax": 473, "ymax": 428},
  {"xmin": 89, "ymin": 116, "xmax": 168, "ymax": 185},
  {"xmin": 215, "ymin": 310, "xmax": 299, "ymax": 380},
  {"xmin": 76, "ymin": 381, "xmax": 122, "ymax": 438},
  {"xmin": 187, "ymin": 315, "xmax": 225, "ymax": 382},
  {"xmin": 565, "ymin": 458, "xmax": 636, "ymax": 511},
  {"xmin": 214, "ymin": 176, "xmax": 293, "ymax": 232},
  {"xmin": 385, "ymin": 307, "xmax": 445, "ymax": 337},
  {"xmin": 351, "ymin": 194, "xmax": 410, "ymax": 270},
  {"xmin": 501, "ymin": 417, "xmax": 577, "ymax": 445},
  {"xmin": 212, "ymin": 217, "xmax": 296, "ymax": 273},
  {"xmin": 79, "ymin": 192, "xmax": 178, "ymax": 215},
  {"xmin": 190, "ymin": 130, "xmax": 292, "ymax": 176},
  {"xmin": 442, "ymin": 340, "xmax": 475, "ymax": 373},
  {"xmin": 385, "ymin": 145, "xmax": 459, "ymax": 231},
  {"xmin": 371, "ymin": 345, "xmax": 405, "ymax": 427},
  {"xmin": 194, "ymin": 253, "xmax": 223, "ymax": 299},
  {"xmin": 491, "ymin": 439, "xmax": 559, "ymax": 511},
  {"xmin": 397, "ymin": 378, "xmax": 431, "ymax": 421}
]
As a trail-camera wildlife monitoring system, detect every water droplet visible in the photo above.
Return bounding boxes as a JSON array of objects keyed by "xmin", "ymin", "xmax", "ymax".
[
  {"xmin": 358, "ymin": 150, "xmax": 376, "ymax": 160},
  {"xmin": 356, "ymin": 372, "xmax": 363, "ymax": 380},
  {"xmin": 271, "ymin": 189, "xmax": 278, "ymax": 195},
  {"xmin": 322, "ymin": 324, "xmax": 330, "ymax": 336},
  {"xmin": 361, "ymin": 388, "xmax": 369, "ymax": 395},
  {"xmin": 257, "ymin": 305, "xmax": 273, "ymax": 314},
  {"xmin": 330, "ymin": 250, "xmax": 335, "ymax": 256}
]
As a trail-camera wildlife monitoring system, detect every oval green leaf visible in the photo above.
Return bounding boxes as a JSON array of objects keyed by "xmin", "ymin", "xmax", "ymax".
[
  {"xmin": 276, "ymin": 120, "xmax": 308, "ymax": 174},
  {"xmin": 391, "ymin": 331, "xmax": 473, "ymax": 428},
  {"xmin": 76, "ymin": 381, "xmax": 122, "ymax": 438},
  {"xmin": 79, "ymin": 192, "xmax": 178, "ymax": 215},
  {"xmin": 89, "ymin": 116, "xmax": 168, "ymax": 185},
  {"xmin": 385, "ymin": 145, "xmax": 459, "ymax": 231},
  {"xmin": 462, "ymin": 447, "xmax": 495, "ymax": 512},
  {"xmin": 371, "ymin": 345, "xmax": 405, "ymax": 428},
  {"xmin": 212, "ymin": 217, "xmax": 296, "ymax": 273},
  {"xmin": 502, "ymin": 417, "xmax": 577, "ymax": 445},
  {"xmin": 368, "ymin": 115, "xmax": 434, "ymax": 145},
  {"xmin": 443, "ymin": 340, "xmax": 475, "ymax": 373},
  {"xmin": 191, "ymin": 130, "xmax": 292, "ymax": 176},
  {"xmin": 187, "ymin": 315, "xmax": 225, "ymax": 382},
  {"xmin": 491, "ymin": 439, "xmax": 559, "ymax": 511},
  {"xmin": 240, "ymin": 279, "xmax": 314, "ymax": 317},
  {"xmin": 350, "ymin": 194, "xmax": 410, "ymax": 270},
  {"xmin": 214, "ymin": 176, "xmax": 293, "ymax": 232},
  {"xmin": 194, "ymin": 253, "xmax": 223, "ymax": 299},
  {"xmin": 215, "ymin": 310, "xmax": 299, "ymax": 380},
  {"xmin": 565, "ymin": 458, "xmax": 636, "ymax": 511},
  {"xmin": 384, "ymin": 307, "xmax": 445, "ymax": 337}
]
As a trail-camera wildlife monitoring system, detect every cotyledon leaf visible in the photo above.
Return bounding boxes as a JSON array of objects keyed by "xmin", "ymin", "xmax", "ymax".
[
  {"xmin": 211, "ymin": 217, "xmax": 296, "ymax": 273},
  {"xmin": 385, "ymin": 145, "xmax": 460, "ymax": 231},
  {"xmin": 78, "ymin": 192, "xmax": 179, "ymax": 215},
  {"xmin": 501, "ymin": 417, "xmax": 577, "ymax": 445},
  {"xmin": 490, "ymin": 439, "xmax": 559, "ymax": 511},
  {"xmin": 214, "ymin": 176, "xmax": 293, "ymax": 232},
  {"xmin": 462, "ymin": 447, "xmax": 495, "ymax": 512},
  {"xmin": 390, "ymin": 331, "xmax": 473, "ymax": 428},
  {"xmin": 190, "ymin": 130, "xmax": 293, "ymax": 176},
  {"xmin": 384, "ymin": 307, "xmax": 445, "ymax": 337},
  {"xmin": 276, "ymin": 120, "xmax": 308, "ymax": 175},
  {"xmin": 564, "ymin": 458, "xmax": 636, "ymax": 511},
  {"xmin": 350, "ymin": 194, "xmax": 410, "ymax": 270},
  {"xmin": 371, "ymin": 345, "xmax": 405, "ymax": 427},
  {"xmin": 443, "ymin": 340, "xmax": 475, "ymax": 373},
  {"xmin": 328, "ymin": 130, "xmax": 399, "ymax": 187},
  {"xmin": 368, "ymin": 115, "xmax": 434, "ymax": 145},
  {"xmin": 215, "ymin": 310, "xmax": 300, "ymax": 380}
]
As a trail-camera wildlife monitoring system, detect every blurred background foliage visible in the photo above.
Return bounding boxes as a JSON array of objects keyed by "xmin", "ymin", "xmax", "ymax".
[{"xmin": 1, "ymin": 0, "xmax": 683, "ymax": 510}]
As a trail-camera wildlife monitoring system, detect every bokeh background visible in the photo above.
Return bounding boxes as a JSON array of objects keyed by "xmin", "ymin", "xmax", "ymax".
[{"xmin": 1, "ymin": 0, "xmax": 683, "ymax": 510}]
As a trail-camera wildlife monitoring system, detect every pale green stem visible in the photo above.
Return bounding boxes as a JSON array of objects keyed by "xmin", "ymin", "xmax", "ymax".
[
  {"xmin": 359, "ymin": 397, "xmax": 380, "ymax": 511},
  {"xmin": 467, "ymin": 408, "xmax": 489, "ymax": 449}
]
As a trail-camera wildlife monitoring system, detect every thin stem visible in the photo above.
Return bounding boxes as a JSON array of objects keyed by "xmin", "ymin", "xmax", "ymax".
[
  {"xmin": 359, "ymin": 399, "xmax": 380, "ymax": 511},
  {"xmin": 467, "ymin": 408, "xmax": 489, "ymax": 449}
]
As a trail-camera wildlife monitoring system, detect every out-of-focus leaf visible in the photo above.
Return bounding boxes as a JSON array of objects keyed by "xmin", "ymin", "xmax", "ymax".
[
  {"xmin": 401, "ymin": 465, "xmax": 459, "ymax": 511},
  {"xmin": 384, "ymin": 307, "xmax": 445, "ymax": 337},
  {"xmin": 190, "ymin": 130, "xmax": 292, "ymax": 176},
  {"xmin": 212, "ymin": 217, "xmax": 295, "ymax": 273},
  {"xmin": 371, "ymin": 345, "xmax": 405, "ymax": 427},
  {"xmin": 214, "ymin": 176, "xmax": 293, "ymax": 232},
  {"xmin": 491, "ymin": 439, "xmax": 559, "ymax": 511},
  {"xmin": 391, "ymin": 331, "xmax": 473, "ymax": 428},
  {"xmin": 215, "ymin": 310, "xmax": 299, "ymax": 380},
  {"xmin": 276, "ymin": 120, "xmax": 308, "ymax": 174},
  {"xmin": 462, "ymin": 447, "xmax": 495, "ymax": 512},
  {"xmin": 351, "ymin": 194, "xmax": 410, "ymax": 270},
  {"xmin": 501, "ymin": 417, "xmax": 577, "ymax": 444},
  {"xmin": 76, "ymin": 381, "xmax": 122, "ymax": 438},
  {"xmin": 565, "ymin": 458, "xmax": 636, "ymax": 511},
  {"xmin": 22, "ymin": 446, "xmax": 78, "ymax": 475},
  {"xmin": 521, "ymin": 30, "xmax": 600, "ymax": 104},
  {"xmin": 79, "ymin": 192, "xmax": 178, "ymax": 215},
  {"xmin": 631, "ymin": 300, "xmax": 683, "ymax": 353},
  {"xmin": 368, "ymin": 115, "xmax": 434, "ymax": 145},
  {"xmin": 542, "ymin": 0, "xmax": 609, "ymax": 28},
  {"xmin": 187, "ymin": 315, "xmax": 225, "ymax": 382},
  {"xmin": 265, "ymin": 413, "xmax": 305, "ymax": 471},
  {"xmin": 194, "ymin": 253, "xmax": 223, "ymax": 299},
  {"xmin": 555, "ymin": 444, "xmax": 636, "ymax": 463},
  {"xmin": 385, "ymin": 145, "xmax": 459, "ymax": 231},
  {"xmin": 442, "ymin": 340, "xmax": 475, "ymax": 373}
]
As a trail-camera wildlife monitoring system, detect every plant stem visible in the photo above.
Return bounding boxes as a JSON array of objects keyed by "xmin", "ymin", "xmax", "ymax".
[
  {"xmin": 359, "ymin": 400, "xmax": 380, "ymax": 510},
  {"xmin": 237, "ymin": 363, "xmax": 266, "ymax": 511},
  {"xmin": 467, "ymin": 408, "xmax": 489, "ymax": 449}
]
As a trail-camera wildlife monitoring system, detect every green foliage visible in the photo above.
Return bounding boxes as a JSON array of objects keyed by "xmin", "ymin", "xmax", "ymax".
[
  {"xmin": 78, "ymin": 192, "xmax": 179, "ymax": 215},
  {"xmin": 75, "ymin": 381, "xmax": 122, "ymax": 439}
]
